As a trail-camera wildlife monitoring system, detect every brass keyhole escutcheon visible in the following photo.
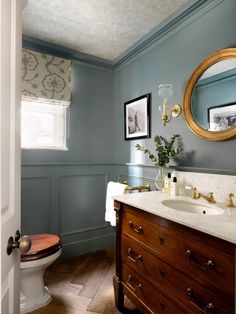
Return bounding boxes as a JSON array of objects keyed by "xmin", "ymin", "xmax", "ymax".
[
  {"xmin": 159, "ymin": 235, "xmax": 165, "ymax": 245},
  {"xmin": 160, "ymin": 302, "xmax": 165, "ymax": 311},
  {"xmin": 159, "ymin": 269, "xmax": 165, "ymax": 279}
]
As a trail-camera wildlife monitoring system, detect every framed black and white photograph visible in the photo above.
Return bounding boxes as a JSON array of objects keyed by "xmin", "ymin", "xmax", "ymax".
[
  {"xmin": 124, "ymin": 93, "xmax": 151, "ymax": 140},
  {"xmin": 208, "ymin": 102, "xmax": 236, "ymax": 131}
]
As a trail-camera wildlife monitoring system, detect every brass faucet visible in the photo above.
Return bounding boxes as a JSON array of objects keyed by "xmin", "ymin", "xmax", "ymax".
[
  {"xmin": 227, "ymin": 193, "xmax": 235, "ymax": 208},
  {"xmin": 192, "ymin": 187, "xmax": 216, "ymax": 203},
  {"xmin": 125, "ymin": 183, "xmax": 151, "ymax": 193}
]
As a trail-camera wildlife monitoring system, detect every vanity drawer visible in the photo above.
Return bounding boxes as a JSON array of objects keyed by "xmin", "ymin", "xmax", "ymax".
[
  {"xmin": 122, "ymin": 262, "xmax": 187, "ymax": 314},
  {"xmin": 121, "ymin": 235, "xmax": 233, "ymax": 314},
  {"xmin": 121, "ymin": 208, "xmax": 234, "ymax": 297}
]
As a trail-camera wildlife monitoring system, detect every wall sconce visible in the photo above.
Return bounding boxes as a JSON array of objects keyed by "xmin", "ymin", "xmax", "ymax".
[{"xmin": 158, "ymin": 84, "xmax": 181, "ymax": 126}]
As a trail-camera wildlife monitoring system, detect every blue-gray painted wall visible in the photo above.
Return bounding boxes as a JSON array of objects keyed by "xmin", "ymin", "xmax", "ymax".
[
  {"xmin": 114, "ymin": 0, "xmax": 236, "ymax": 172},
  {"xmin": 22, "ymin": 60, "xmax": 115, "ymax": 164},
  {"xmin": 22, "ymin": 0, "xmax": 236, "ymax": 257},
  {"xmin": 22, "ymin": 60, "xmax": 115, "ymax": 257},
  {"xmin": 21, "ymin": 164, "xmax": 117, "ymax": 257}
]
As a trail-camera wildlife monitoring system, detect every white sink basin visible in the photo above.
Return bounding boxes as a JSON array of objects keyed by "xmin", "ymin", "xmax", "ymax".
[{"xmin": 161, "ymin": 199, "xmax": 224, "ymax": 215}]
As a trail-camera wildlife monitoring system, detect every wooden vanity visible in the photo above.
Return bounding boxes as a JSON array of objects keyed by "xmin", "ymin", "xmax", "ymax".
[{"xmin": 113, "ymin": 198, "xmax": 235, "ymax": 314}]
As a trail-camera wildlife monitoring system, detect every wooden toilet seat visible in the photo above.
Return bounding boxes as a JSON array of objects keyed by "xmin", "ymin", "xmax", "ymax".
[{"xmin": 21, "ymin": 234, "xmax": 62, "ymax": 262}]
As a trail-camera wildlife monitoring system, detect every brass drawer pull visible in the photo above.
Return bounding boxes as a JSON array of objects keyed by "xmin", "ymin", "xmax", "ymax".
[
  {"xmin": 187, "ymin": 288, "xmax": 215, "ymax": 313},
  {"xmin": 186, "ymin": 250, "xmax": 215, "ymax": 271},
  {"xmin": 127, "ymin": 275, "xmax": 142, "ymax": 291},
  {"xmin": 128, "ymin": 220, "xmax": 143, "ymax": 233},
  {"xmin": 127, "ymin": 248, "xmax": 142, "ymax": 263}
]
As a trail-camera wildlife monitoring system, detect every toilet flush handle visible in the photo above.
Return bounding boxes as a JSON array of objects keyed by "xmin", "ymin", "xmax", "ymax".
[{"xmin": 7, "ymin": 230, "xmax": 31, "ymax": 255}]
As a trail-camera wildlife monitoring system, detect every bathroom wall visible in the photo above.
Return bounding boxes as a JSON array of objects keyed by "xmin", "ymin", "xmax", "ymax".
[
  {"xmin": 21, "ymin": 55, "xmax": 116, "ymax": 257},
  {"xmin": 22, "ymin": 0, "xmax": 236, "ymax": 257},
  {"xmin": 22, "ymin": 60, "xmax": 115, "ymax": 164},
  {"xmin": 114, "ymin": 0, "xmax": 236, "ymax": 174}
]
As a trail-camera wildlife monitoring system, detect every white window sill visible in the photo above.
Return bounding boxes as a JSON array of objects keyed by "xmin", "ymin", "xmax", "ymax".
[{"xmin": 21, "ymin": 147, "xmax": 68, "ymax": 151}]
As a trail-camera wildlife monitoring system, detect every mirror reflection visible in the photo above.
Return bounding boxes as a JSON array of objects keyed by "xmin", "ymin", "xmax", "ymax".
[{"xmin": 191, "ymin": 59, "xmax": 236, "ymax": 131}]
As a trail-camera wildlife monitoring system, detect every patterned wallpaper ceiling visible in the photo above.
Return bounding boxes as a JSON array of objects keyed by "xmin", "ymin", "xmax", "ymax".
[{"xmin": 22, "ymin": 0, "xmax": 188, "ymax": 62}]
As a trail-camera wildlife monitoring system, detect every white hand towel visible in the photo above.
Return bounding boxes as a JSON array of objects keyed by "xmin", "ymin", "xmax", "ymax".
[{"xmin": 105, "ymin": 181, "xmax": 127, "ymax": 226}]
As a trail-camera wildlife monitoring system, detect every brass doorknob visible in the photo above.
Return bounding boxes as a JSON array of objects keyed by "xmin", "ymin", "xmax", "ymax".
[
  {"xmin": 7, "ymin": 230, "xmax": 31, "ymax": 255},
  {"xmin": 19, "ymin": 236, "xmax": 32, "ymax": 254}
]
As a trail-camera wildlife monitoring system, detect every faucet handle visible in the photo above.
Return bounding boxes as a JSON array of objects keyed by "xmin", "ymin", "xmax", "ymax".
[
  {"xmin": 208, "ymin": 192, "xmax": 216, "ymax": 203},
  {"xmin": 192, "ymin": 187, "xmax": 199, "ymax": 199},
  {"xmin": 227, "ymin": 193, "xmax": 235, "ymax": 208},
  {"xmin": 184, "ymin": 185, "xmax": 192, "ymax": 197}
]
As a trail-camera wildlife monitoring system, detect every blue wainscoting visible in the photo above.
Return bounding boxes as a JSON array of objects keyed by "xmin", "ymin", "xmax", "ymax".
[
  {"xmin": 21, "ymin": 163, "xmax": 117, "ymax": 258},
  {"xmin": 22, "ymin": 176, "xmax": 51, "ymax": 234},
  {"xmin": 21, "ymin": 163, "xmax": 160, "ymax": 258}
]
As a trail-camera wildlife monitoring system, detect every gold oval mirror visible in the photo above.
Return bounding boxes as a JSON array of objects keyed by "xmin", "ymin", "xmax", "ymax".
[{"xmin": 183, "ymin": 48, "xmax": 236, "ymax": 141}]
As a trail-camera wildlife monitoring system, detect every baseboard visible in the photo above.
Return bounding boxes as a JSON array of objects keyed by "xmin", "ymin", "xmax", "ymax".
[{"xmin": 61, "ymin": 233, "xmax": 115, "ymax": 258}]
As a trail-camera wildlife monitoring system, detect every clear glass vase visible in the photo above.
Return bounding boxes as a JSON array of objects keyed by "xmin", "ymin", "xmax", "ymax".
[{"xmin": 155, "ymin": 166, "xmax": 164, "ymax": 191}]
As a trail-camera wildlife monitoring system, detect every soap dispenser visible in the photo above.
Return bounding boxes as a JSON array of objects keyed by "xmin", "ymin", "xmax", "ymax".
[
  {"xmin": 171, "ymin": 177, "xmax": 178, "ymax": 196},
  {"xmin": 164, "ymin": 173, "xmax": 171, "ymax": 194}
]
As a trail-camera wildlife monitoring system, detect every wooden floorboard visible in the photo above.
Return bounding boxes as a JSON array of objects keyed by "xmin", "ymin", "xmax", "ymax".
[
  {"xmin": 71, "ymin": 252, "xmax": 104, "ymax": 285},
  {"xmin": 79, "ymin": 256, "xmax": 113, "ymax": 298},
  {"xmin": 103, "ymin": 295, "xmax": 120, "ymax": 314},
  {"xmin": 28, "ymin": 248, "xmax": 139, "ymax": 314},
  {"xmin": 87, "ymin": 260, "xmax": 115, "ymax": 313}
]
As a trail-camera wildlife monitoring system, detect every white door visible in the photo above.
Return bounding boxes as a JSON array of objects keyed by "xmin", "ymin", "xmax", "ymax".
[{"xmin": 1, "ymin": 0, "xmax": 22, "ymax": 313}]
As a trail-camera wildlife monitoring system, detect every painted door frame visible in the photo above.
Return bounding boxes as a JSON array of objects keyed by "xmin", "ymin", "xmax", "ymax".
[{"xmin": 1, "ymin": 0, "xmax": 23, "ymax": 313}]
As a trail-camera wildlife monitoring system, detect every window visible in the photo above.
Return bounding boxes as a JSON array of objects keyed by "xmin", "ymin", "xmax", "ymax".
[
  {"xmin": 21, "ymin": 99, "xmax": 69, "ymax": 150},
  {"xmin": 21, "ymin": 48, "xmax": 72, "ymax": 150}
]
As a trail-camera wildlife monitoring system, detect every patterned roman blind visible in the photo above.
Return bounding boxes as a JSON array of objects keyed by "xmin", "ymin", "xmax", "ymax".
[{"xmin": 22, "ymin": 49, "xmax": 71, "ymax": 105}]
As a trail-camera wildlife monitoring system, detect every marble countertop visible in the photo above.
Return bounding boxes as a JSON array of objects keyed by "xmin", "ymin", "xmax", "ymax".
[{"xmin": 113, "ymin": 191, "xmax": 236, "ymax": 244}]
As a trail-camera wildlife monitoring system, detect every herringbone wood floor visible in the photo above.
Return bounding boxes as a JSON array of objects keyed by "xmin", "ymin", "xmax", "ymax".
[{"xmin": 28, "ymin": 248, "xmax": 140, "ymax": 314}]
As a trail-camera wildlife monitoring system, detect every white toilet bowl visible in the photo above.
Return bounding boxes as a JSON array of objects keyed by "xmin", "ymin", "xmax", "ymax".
[{"xmin": 20, "ymin": 234, "xmax": 62, "ymax": 314}]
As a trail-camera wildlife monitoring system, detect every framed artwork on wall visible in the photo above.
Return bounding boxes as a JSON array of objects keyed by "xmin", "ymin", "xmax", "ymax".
[
  {"xmin": 208, "ymin": 102, "xmax": 236, "ymax": 131},
  {"xmin": 124, "ymin": 93, "xmax": 151, "ymax": 141}
]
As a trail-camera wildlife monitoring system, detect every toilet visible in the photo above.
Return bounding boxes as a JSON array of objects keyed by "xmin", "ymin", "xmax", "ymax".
[{"xmin": 20, "ymin": 234, "xmax": 62, "ymax": 314}]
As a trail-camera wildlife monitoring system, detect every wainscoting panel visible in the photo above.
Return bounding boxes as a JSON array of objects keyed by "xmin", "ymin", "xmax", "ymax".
[
  {"xmin": 59, "ymin": 173, "xmax": 108, "ymax": 236},
  {"xmin": 21, "ymin": 176, "xmax": 51, "ymax": 234},
  {"xmin": 21, "ymin": 164, "xmax": 116, "ymax": 257}
]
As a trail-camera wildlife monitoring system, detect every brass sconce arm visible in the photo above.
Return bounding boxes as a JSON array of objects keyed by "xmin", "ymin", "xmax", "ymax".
[
  {"xmin": 161, "ymin": 104, "xmax": 181, "ymax": 126},
  {"xmin": 158, "ymin": 84, "xmax": 182, "ymax": 126}
]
